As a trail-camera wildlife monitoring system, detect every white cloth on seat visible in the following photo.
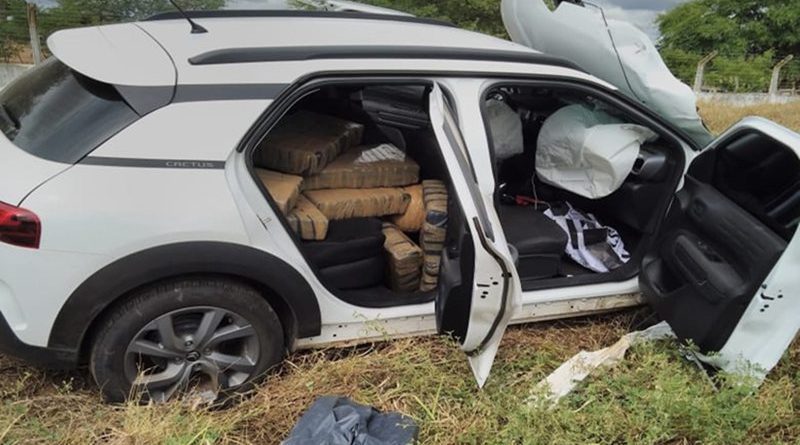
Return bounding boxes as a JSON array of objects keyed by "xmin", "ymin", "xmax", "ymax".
[
  {"xmin": 536, "ymin": 104, "xmax": 657, "ymax": 199},
  {"xmin": 544, "ymin": 202, "xmax": 630, "ymax": 273}
]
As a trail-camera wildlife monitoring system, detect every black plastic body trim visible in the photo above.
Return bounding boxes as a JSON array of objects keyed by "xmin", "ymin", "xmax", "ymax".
[
  {"xmin": 49, "ymin": 242, "xmax": 322, "ymax": 356},
  {"xmin": 189, "ymin": 45, "xmax": 582, "ymax": 71},
  {"xmin": 145, "ymin": 10, "xmax": 455, "ymax": 28},
  {"xmin": 173, "ymin": 83, "xmax": 289, "ymax": 102},
  {"xmin": 0, "ymin": 313, "xmax": 78, "ymax": 368},
  {"xmin": 81, "ymin": 157, "xmax": 225, "ymax": 169}
]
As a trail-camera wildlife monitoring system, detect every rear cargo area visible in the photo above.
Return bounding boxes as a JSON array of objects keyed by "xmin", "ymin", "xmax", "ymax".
[{"xmin": 252, "ymin": 84, "xmax": 454, "ymax": 307}]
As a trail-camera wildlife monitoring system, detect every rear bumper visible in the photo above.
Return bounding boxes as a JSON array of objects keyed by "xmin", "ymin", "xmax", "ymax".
[{"xmin": 0, "ymin": 312, "xmax": 78, "ymax": 369}]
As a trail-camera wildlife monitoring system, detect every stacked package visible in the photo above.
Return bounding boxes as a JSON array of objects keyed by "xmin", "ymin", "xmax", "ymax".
[
  {"xmin": 389, "ymin": 184, "xmax": 425, "ymax": 232},
  {"xmin": 303, "ymin": 144, "xmax": 420, "ymax": 190},
  {"xmin": 286, "ymin": 195, "xmax": 329, "ymax": 241},
  {"xmin": 255, "ymin": 169, "xmax": 304, "ymax": 215},
  {"xmin": 255, "ymin": 110, "xmax": 449, "ymax": 294},
  {"xmin": 305, "ymin": 188, "xmax": 411, "ymax": 220},
  {"xmin": 255, "ymin": 111, "xmax": 365, "ymax": 176},
  {"xmin": 419, "ymin": 180, "xmax": 449, "ymax": 292},
  {"xmin": 382, "ymin": 223, "xmax": 424, "ymax": 292}
]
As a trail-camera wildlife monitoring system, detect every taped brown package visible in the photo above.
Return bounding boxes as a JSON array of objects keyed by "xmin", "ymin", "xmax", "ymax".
[
  {"xmin": 255, "ymin": 169, "xmax": 304, "ymax": 215},
  {"xmin": 389, "ymin": 184, "xmax": 425, "ymax": 232},
  {"xmin": 419, "ymin": 180, "xmax": 448, "ymax": 291},
  {"xmin": 254, "ymin": 111, "xmax": 365, "ymax": 176},
  {"xmin": 287, "ymin": 195, "xmax": 329, "ymax": 241},
  {"xmin": 382, "ymin": 224, "xmax": 423, "ymax": 292},
  {"xmin": 303, "ymin": 144, "xmax": 420, "ymax": 190},
  {"xmin": 305, "ymin": 188, "xmax": 411, "ymax": 220}
]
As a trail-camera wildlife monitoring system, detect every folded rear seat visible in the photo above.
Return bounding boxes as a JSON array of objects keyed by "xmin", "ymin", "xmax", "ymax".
[
  {"xmin": 497, "ymin": 205, "xmax": 568, "ymax": 280},
  {"xmin": 302, "ymin": 218, "xmax": 386, "ymax": 290}
]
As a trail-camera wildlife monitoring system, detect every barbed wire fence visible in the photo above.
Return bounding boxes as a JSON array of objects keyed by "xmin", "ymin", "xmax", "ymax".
[{"xmin": 1, "ymin": 1, "xmax": 798, "ymax": 102}]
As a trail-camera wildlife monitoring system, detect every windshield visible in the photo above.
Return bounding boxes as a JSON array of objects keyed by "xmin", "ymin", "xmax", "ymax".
[{"xmin": 0, "ymin": 58, "xmax": 139, "ymax": 164}]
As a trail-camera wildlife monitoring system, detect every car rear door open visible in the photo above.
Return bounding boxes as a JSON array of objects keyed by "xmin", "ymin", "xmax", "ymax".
[{"xmin": 428, "ymin": 83, "xmax": 521, "ymax": 387}]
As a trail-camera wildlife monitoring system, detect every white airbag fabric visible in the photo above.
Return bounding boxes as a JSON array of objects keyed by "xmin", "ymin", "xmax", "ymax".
[
  {"xmin": 486, "ymin": 99, "xmax": 524, "ymax": 160},
  {"xmin": 536, "ymin": 104, "xmax": 657, "ymax": 199}
]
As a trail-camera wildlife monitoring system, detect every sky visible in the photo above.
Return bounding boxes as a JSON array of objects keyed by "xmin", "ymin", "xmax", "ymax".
[
  {"xmin": 30, "ymin": 0, "xmax": 686, "ymax": 39},
  {"xmin": 590, "ymin": 0, "xmax": 687, "ymax": 39}
]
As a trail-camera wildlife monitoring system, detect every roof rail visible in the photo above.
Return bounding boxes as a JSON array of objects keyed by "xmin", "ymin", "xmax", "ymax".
[
  {"xmin": 144, "ymin": 10, "xmax": 455, "ymax": 28},
  {"xmin": 188, "ymin": 45, "xmax": 583, "ymax": 72}
]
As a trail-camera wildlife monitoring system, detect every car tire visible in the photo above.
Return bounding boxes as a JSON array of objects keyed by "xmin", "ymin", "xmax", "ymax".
[{"xmin": 90, "ymin": 277, "xmax": 284, "ymax": 403}]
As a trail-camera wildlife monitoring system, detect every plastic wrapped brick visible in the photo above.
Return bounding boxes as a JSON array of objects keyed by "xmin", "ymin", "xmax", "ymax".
[
  {"xmin": 382, "ymin": 223, "xmax": 423, "ymax": 292},
  {"xmin": 286, "ymin": 194, "xmax": 329, "ymax": 241},
  {"xmin": 305, "ymin": 188, "xmax": 411, "ymax": 220},
  {"xmin": 255, "ymin": 111, "xmax": 364, "ymax": 175},
  {"xmin": 303, "ymin": 143, "xmax": 420, "ymax": 190},
  {"xmin": 255, "ymin": 168, "xmax": 304, "ymax": 215},
  {"xmin": 419, "ymin": 180, "xmax": 448, "ymax": 291},
  {"xmin": 389, "ymin": 184, "xmax": 425, "ymax": 232}
]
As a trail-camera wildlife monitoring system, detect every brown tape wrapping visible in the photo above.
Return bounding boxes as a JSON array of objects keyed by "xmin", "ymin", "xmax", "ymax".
[
  {"xmin": 305, "ymin": 188, "xmax": 411, "ymax": 220},
  {"xmin": 255, "ymin": 169, "xmax": 304, "ymax": 215},
  {"xmin": 389, "ymin": 184, "xmax": 425, "ymax": 232},
  {"xmin": 287, "ymin": 195, "xmax": 329, "ymax": 241},
  {"xmin": 382, "ymin": 223, "xmax": 423, "ymax": 293},
  {"xmin": 419, "ymin": 180, "xmax": 448, "ymax": 291},
  {"xmin": 254, "ymin": 111, "xmax": 364, "ymax": 175},
  {"xmin": 303, "ymin": 144, "xmax": 420, "ymax": 190}
]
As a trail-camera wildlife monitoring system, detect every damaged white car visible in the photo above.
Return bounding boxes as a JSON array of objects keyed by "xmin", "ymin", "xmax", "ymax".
[{"xmin": 0, "ymin": 1, "xmax": 797, "ymax": 403}]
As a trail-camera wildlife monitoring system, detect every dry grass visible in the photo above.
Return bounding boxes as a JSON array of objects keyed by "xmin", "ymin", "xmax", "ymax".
[
  {"xmin": 1, "ymin": 309, "xmax": 798, "ymax": 445},
  {"xmin": 699, "ymin": 100, "xmax": 800, "ymax": 134},
  {"xmin": 1, "ymin": 102, "xmax": 799, "ymax": 444}
]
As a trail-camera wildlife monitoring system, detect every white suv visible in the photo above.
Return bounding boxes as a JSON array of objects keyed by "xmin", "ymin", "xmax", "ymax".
[{"xmin": 0, "ymin": 8, "xmax": 798, "ymax": 403}]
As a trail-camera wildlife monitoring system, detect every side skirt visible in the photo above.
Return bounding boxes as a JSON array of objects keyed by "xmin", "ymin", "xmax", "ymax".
[{"xmin": 293, "ymin": 293, "xmax": 642, "ymax": 350}]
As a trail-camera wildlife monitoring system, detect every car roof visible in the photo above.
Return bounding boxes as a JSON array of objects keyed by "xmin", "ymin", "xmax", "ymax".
[{"xmin": 48, "ymin": 11, "xmax": 581, "ymax": 89}]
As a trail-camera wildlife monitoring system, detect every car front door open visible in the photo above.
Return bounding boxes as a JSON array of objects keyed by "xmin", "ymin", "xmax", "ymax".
[{"xmin": 641, "ymin": 117, "xmax": 800, "ymax": 379}]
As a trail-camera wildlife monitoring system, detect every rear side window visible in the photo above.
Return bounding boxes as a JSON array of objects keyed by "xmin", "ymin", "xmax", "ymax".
[{"xmin": 0, "ymin": 58, "xmax": 139, "ymax": 164}]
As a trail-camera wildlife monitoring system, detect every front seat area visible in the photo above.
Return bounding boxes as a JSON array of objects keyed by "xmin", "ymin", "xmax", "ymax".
[{"xmin": 498, "ymin": 204, "xmax": 568, "ymax": 281}]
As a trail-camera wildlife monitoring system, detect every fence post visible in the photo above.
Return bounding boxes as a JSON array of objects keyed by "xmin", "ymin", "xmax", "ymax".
[
  {"xmin": 26, "ymin": 3, "xmax": 42, "ymax": 65},
  {"xmin": 693, "ymin": 51, "xmax": 718, "ymax": 93},
  {"xmin": 769, "ymin": 55, "xmax": 794, "ymax": 102}
]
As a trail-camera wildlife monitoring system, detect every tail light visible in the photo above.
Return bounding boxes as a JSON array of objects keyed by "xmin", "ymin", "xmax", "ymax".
[{"xmin": 0, "ymin": 201, "xmax": 41, "ymax": 249}]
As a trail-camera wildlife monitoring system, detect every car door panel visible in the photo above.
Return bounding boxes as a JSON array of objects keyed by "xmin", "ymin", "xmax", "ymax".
[
  {"xmin": 643, "ymin": 177, "xmax": 786, "ymax": 352},
  {"xmin": 429, "ymin": 83, "xmax": 520, "ymax": 387},
  {"xmin": 641, "ymin": 118, "xmax": 800, "ymax": 376}
]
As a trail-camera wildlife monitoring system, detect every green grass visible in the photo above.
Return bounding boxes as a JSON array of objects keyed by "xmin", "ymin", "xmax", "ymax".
[{"xmin": 1, "ymin": 310, "xmax": 798, "ymax": 444}]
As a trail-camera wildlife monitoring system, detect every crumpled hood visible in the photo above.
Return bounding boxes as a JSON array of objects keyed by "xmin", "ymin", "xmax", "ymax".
[{"xmin": 501, "ymin": 0, "xmax": 713, "ymax": 146}]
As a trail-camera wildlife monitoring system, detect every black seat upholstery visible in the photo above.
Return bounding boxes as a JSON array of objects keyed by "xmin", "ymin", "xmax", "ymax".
[
  {"xmin": 303, "ymin": 218, "xmax": 386, "ymax": 290},
  {"xmin": 497, "ymin": 205, "xmax": 568, "ymax": 280}
]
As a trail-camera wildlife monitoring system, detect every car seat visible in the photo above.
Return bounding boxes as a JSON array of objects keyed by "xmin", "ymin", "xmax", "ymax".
[
  {"xmin": 302, "ymin": 218, "xmax": 386, "ymax": 290},
  {"xmin": 497, "ymin": 204, "xmax": 568, "ymax": 280}
]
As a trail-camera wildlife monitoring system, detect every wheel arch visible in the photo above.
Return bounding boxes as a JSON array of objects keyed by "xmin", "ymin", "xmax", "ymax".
[{"xmin": 49, "ymin": 242, "xmax": 322, "ymax": 361}]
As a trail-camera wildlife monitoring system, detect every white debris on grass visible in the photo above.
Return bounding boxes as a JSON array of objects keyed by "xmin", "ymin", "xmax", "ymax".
[{"xmin": 529, "ymin": 321, "xmax": 675, "ymax": 406}]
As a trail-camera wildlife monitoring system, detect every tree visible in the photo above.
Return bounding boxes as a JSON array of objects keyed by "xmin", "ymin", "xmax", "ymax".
[
  {"xmin": 0, "ymin": 0, "xmax": 31, "ymax": 62},
  {"xmin": 357, "ymin": 0, "xmax": 507, "ymax": 37},
  {"xmin": 657, "ymin": 0, "xmax": 800, "ymax": 91},
  {"xmin": 38, "ymin": 0, "xmax": 226, "ymax": 37},
  {"xmin": 356, "ymin": 0, "xmax": 555, "ymax": 37}
]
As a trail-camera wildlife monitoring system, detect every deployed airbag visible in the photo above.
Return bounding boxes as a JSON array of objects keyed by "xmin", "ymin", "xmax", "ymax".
[
  {"xmin": 536, "ymin": 104, "xmax": 657, "ymax": 199},
  {"xmin": 486, "ymin": 98, "xmax": 524, "ymax": 160}
]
